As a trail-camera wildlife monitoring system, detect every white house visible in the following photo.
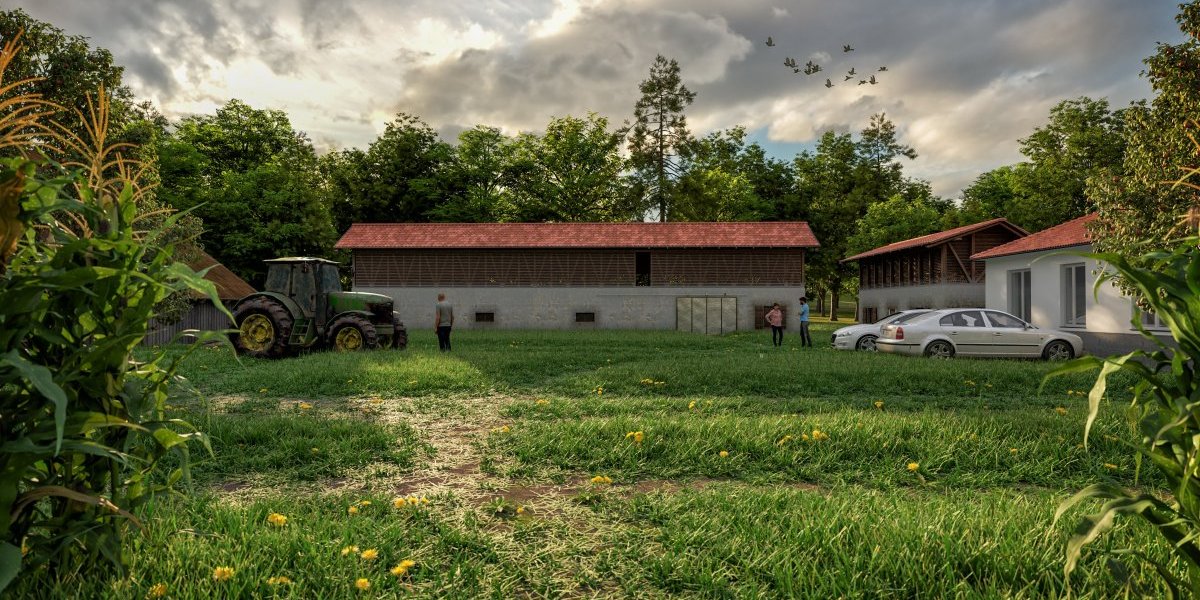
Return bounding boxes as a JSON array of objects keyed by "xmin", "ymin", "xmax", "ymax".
[{"xmin": 972, "ymin": 213, "xmax": 1167, "ymax": 356}]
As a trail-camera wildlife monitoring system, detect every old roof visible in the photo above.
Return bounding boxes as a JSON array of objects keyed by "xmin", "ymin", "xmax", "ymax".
[
  {"xmin": 188, "ymin": 251, "xmax": 256, "ymax": 300},
  {"xmin": 335, "ymin": 222, "xmax": 820, "ymax": 250},
  {"xmin": 971, "ymin": 213, "xmax": 1097, "ymax": 260},
  {"xmin": 841, "ymin": 218, "xmax": 1028, "ymax": 263}
]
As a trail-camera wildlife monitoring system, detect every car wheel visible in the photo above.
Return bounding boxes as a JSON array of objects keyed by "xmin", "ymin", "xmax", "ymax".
[
  {"xmin": 924, "ymin": 340, "xmax": 955, "ymax": 359},
  {"xmin": 856, "ymin": 335, "xmax": 878, "ymax": 352},
  {"xmin": 1043, "ymin": 340, "xmax": 1074, "ymax": 361}
]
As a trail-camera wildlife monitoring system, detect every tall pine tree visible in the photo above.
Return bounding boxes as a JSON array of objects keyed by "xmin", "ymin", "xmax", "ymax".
[{"xmin": 627, "ymin": 55, "xmax": 695, "ymax": 221}]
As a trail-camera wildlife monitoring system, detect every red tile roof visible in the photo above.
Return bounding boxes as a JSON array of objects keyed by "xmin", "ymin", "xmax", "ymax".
[
  {"xmin": 971, "ymin": 213, "xmax": 1096, "ymax": 260},
  {"xmin": 335, "ymin": 222, "xmax": 820, "ymax": 250},
  {"xmin": 188, "ymin": 251, "xmax": 256, "ymax": 300},
  {"xmin": 841, "ymin": 218, "xmax": 1028, "ymax": 262}
]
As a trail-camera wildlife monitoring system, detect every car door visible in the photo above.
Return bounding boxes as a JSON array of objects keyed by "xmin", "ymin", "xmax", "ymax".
[
  {"xmin": 941, "ymin": 310, "xmax": 991, "ymax": 355},
  {"xmin": 984, "ymin": 311, "xmax": 1042, "ymax": 357}
]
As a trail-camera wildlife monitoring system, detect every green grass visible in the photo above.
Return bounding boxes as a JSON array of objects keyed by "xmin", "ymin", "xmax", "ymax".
[{"xmin": 14, "ymin": 328, "xmax": 1170, "ymax": 598}]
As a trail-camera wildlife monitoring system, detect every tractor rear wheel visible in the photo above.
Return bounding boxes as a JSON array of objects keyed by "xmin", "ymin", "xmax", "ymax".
[
  {"xmin": 232, "ymin": 297, "xmax": 294, "ymax": 359},
  {"xmin": 392, "ymin": 316, "xmax": 408, "ymax": 350},
  {"xmin": 328, "ymin": 314, "xmax": 379, "ymax": 352}
]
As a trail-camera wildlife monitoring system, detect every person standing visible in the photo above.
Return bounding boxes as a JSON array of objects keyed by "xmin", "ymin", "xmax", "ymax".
[
  {"xmin": 797, "ymin": 296, "xmax": 812, "ymax": 347},
  {"xmin": 434, "ymin": 293, "xmax": 454, "ymax": 352},
  {"xmin": 765, "ymin": 303, "xmax": 784, "ymax": 347}
]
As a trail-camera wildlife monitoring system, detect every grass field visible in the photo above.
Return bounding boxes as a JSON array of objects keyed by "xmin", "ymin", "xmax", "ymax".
[{"xmin": 16, "ymin": 324, "xmax": 1177, "ymax": 598}]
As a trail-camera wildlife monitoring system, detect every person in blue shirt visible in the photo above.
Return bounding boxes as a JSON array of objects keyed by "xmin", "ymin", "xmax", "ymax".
[{"xmin": 797, "ymin": 296, "xmax": 812, "ymax": 347}]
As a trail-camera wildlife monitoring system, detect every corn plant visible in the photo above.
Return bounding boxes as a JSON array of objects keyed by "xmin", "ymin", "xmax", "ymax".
[
  {"xmin": 1049, "ymin": 236, "xmax": 1200, "ymax": 596},
  {"xmin": 0, "ymin": 36, "xmax": 224, "ymax": 591}
]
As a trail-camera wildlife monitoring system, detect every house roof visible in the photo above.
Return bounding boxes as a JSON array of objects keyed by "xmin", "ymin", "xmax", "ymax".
[
  {"xmin": 188, "ymin": 251, "xmax": 256, "ymax": 300},
  {"xmin": 841, "ymin": 218, "xmax": 1028, "ymax": 263},
  {"xmin": 971, "ymin": 213, "xmax": 1097, "ymax": 260},
  {"xmin": 335, "ymin": 222, "xmax": 820, "ymax": 250}
]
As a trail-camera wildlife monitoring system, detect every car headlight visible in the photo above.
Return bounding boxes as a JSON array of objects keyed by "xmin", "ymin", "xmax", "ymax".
[{"xmin": 835, "ymin": 331, "xmax": 852, "ymax": 337}]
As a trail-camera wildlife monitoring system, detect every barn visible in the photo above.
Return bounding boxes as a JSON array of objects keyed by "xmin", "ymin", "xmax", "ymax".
[
  {"xmin": 144, "ymin": 251, "xmax": 256, "ymax": 345},
  {"xmin": 334, "ymin": 222, "xmax": 819, "ymax": 333},
  {"xmin": 841, "ymin": 218, "xmax": 1028, "ymax": 323}
]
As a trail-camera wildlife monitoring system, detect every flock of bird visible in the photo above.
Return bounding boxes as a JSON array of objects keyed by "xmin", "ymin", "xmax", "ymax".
[{"xmin": 765, "ymin": 36, "xmax": 886, "ymax": 89}]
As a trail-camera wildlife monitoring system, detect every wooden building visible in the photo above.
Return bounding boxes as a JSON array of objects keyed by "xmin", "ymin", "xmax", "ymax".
[
  {"xmin": 842, "ymin": 218, "xmax": 1028, "ymax": 323},
  {"xmin": 334, "ymin": 222, "xmax": 819, "ymax": 333},
  {"xmin": 144, "ymin": 251, "xmax": 256, "ymax": 345}
]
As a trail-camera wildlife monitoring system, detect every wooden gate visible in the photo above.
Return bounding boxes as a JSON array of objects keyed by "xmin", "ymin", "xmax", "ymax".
[{"xmin": 676, "ymin": 297, "xmax": 737, "ymax": 334}]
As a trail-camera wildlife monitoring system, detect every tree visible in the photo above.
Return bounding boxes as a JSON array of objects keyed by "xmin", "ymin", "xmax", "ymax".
[
  {"xmin": 1089, "ymin": 1, "xmax": 1200, "ymax": 260},
  {"xmin": 426, "ymin": 126, "xmax": 515, "ymax": 222},
  {"xmin": 672, "ymin": 128, "xmax": 770, "ymax": 221},
  {"xmin": 846, "ymin": 194, "xmax": 944, "ymax": 256},
  {"xmin": 627, "ymin": 55, "xmax": 695, "ymax": 221},
  {"xmin": 506, "ymin": 113, "xmax": 635, "ymax": 222},
  {"xmin": 157, "ymin": 100, "xmax": 336, "ymax": 285}
]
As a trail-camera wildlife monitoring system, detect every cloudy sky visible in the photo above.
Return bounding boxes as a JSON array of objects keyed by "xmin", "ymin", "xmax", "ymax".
[{"xmin": 13, "ymin": 0, "xmax": 1185, "ymax": 198}]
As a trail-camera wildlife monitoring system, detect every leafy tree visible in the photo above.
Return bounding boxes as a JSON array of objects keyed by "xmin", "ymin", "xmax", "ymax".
[
  {"xmin": 157, "ymin": 100, "xmax": 335, "ymax": 286},
  {"xmin": 846, "ymin": 194, "xmax": 944, "ymax": 256},
  {"xmin": 1089, "ymin": 1, "xmax": 1200, "ymax": 259},
  {"xmin": 506, "ymin": 113, "xmax": 634, "ymax": 222},
  {"xmin": 426, "ymin": 126, "xmax": 515, "ymax": 222},
  {"xmin": 673, "ymin": 128, "xmax": 771, "ymax": 221},
  {"xmin": 626, "ymin": 55, "xmax": 695, "ymax": 221}
]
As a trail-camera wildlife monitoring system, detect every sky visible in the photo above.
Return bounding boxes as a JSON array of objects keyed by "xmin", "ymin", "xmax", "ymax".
[{"xmin": 12, "ymin": 0, "xmax": 1186, "ymax": 198}]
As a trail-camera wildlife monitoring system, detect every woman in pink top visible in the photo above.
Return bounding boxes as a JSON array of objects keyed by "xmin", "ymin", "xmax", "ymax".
[{"xmin": 765, "ymin": 303, "xmax": 784, "ymax": 347}]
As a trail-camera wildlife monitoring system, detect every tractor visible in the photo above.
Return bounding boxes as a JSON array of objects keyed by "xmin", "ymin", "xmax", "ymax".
[{"xmin": 230, "ymin": 257, "xmax": 407, "ymax": 358}]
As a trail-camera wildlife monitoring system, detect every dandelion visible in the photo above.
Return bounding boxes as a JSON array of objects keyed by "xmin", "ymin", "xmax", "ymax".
[
  {"xmin": 348, "ymin": 506, "xmax": 359, "ymax": 515},
  {"xmin": 407, "ymin": 379, "xmax": 418, "ymax": 385},
  {"xmin": 358, "ymin": 500, "xmax": 372, "ymax": 506},
  {"xmin": 299, "ymin": 402, "xmax": 313, "ymax": 410},
  {"xmin": 360, "ymin": 548, "xmax": 379, "ymax": 561},
  {"xmin": 393, "ymin": 497, "xmax": 407, "ymax": 508},
  {"xmin": 341, "ymin": 545, "xmax": 360, "ymax": 556},
  {"xmin": 590, "ymin": 475, "xmax": 613, "ymax": 485},
  {"xmin": 516, "ymin": 506, "xmax": 525, "ymax": 515},
  {"xmin": 717, "ymin": 450, "xmax": 729, "ymax": 458},
  {"xmin": 491, "ymin": 425, "xmax": 511, "ymax": 434},
  {"xmin": 1009, "ymin": 448, "xmax": 1018, "ymax": 455},
  {"xmin": 777, "ymin": 435, "xmax": 794, "ymax": 446},
  {"xmin": 625, "ymin": 431, "xmax": 644, "ymax": 444},
  {"xmin": 873, "ymin": 401, "xmax": 883, "ymax": 410},
  {"xmin": 535, "ymin": 398, "xmax": 549, "ymax": 405},
  {"xmin": 984, "ymin": 383, "xmax": 993, "ymax": 388},
  {"xmin": 391, "ymin": 559, "xmax": 417, "ymax": 576},
  {"xmin": 267, "ymin": 512, "xmax": 288, "ymax": 527},
  {"xmin": 355, "ymin": 578, "xmax": 371, "ymax": 591},
  {"xmin": 640, "ymin": 378, "xmax": 655, "ymax": 385},
  {"xmin": 688, "ymin": 401, "xmax": 696, "ymax": 410},
  {"xmin": 801, "ymin": 434, "xmax": 810, "ymax": 441},
  {"xmin": 907, "ymin": 462, "xmax": 920, "ymax": 472},
  {"xmin": 595, "ymin": 386, "xmax": 604, "ymax": 396},
  {"xmin": 311, "ymin": 447, "xmax": 320, "ymax": 453},
  {"xmin": 1104, "ymin": 463, "xmax": 1119, "ymax": 470},
  {"xmin": 369, "ymin": 398, "xmax": 383, "ymax": 406},
  {"xmin": 259, "ymin": 388, "xmax": 268, "ymax": 393},
  {"xmin": 964, "ymin": 380, "xmax": 976, "ymax": 387},
  {"xmin": 1055, "ymin": 407, "xmax": 1068, "ymax": 416},
  {"xmin": 147, "ymin": 583, "xmax": 167, "ymax": 598},
  {"xmin": 266, "ymin": 576, "xmax": 292, "ymax": 586},
  {"xmin": 212, "ymin": 566, "xmax": 235, "ymax": 582},
  {"xmin": 811, "ymin": 429, "xmax": 829, "ymax": 442}
]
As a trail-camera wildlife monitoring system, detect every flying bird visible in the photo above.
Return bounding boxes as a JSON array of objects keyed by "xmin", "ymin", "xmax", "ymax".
[
  {"xmin": 878, "ymin": 66, "xmax": 888, "ymax": 72},
  {"xmin": 868, "ymin": 75, "xmax": 878, "ymax": 84},
  {"xmin": 847, "ymin": 67, "xmax": 856, "ymax": 76},
  {"xmin": 858, "ymin": 79, "xmax": 867, "ymax": 85},
  {"xmin": 843, "ymin": 44, "xmax": 854, "ymax": 52},
  {"xmin": 766, "ymin": 36, "xmax": 776, "ymax": 47},
  {"xmin": 825, "ymin": 78, "xmax": 833, "ymax": 88},
  {"xmin": 784, "ymin": 57, "xmax": 797, "ymax": 68},
  {"xmin": 844, "ymin": 74, "xmax": 853, "ymax": 81},
  {"xmin": 803, "ymin": 61, "xmax": 822, "ymax": 75}
]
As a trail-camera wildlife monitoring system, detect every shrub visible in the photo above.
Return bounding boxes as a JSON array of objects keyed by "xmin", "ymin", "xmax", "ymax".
[{"xmin": 0, "ymin": 36, "xmax": 222, "ymax": 591}]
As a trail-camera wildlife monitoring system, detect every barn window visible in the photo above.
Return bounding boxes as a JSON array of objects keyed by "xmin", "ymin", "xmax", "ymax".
[
  {"xmin": 475, "ymin": 312, "xmax": 495, "ymax": 323},
  {"xmin": 635, "ymin": 252, "xmax": 651, "ymax": 286},
  {"xmin": 575, "ymin": 312, "xmax": 596, "ymax": 323}
]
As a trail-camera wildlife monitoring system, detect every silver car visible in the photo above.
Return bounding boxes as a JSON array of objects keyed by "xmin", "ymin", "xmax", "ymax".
[
  {"xmin": 875, "ymin": 308, "xmax": 1083, "ymax": 360},
  {"xmin": 830, "ymin": 310, "xmax": 931, "ymax": 351}
]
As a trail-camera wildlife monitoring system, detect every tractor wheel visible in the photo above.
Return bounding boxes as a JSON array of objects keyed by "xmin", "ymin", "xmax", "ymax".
[
  {"xmin": 392, "ymin": 316, "xmax": 408, "ymax": 350},
  {"xmin": 232, "ymin": 297, "xmax": 294, "ymax": 359},
  {"xmin": 328, "ymin": 314, "xmax": 379, "ymax": 352}
]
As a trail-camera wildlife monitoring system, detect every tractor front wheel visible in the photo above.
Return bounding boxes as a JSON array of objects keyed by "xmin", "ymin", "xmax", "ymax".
[
  {"xmin": 392, "ymin": 316, "xmax": 408, "ymax": 350},
  {"xmin": 328, "ymin": 314, "xmax": 379, "ymax": 352},
  {"xmin": 232, "ymin": 298, "xmax": 294, "ymax": 359}
]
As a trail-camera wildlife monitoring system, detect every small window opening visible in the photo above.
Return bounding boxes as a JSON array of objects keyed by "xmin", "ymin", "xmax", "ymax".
[
  {"xmin": 635, "ymin": 252, "xmax": 651, "ymax": 286},
  {"xmin": 575, "ymin": 312, "xmax": 596, "ymax": 323},
  {"xmin": 475, "ymin": 312, "xmax": 495, "ymax": 323}
]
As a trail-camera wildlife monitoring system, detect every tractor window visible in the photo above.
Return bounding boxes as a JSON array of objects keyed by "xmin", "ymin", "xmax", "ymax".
[
  {"xmin": 319, "ymin": 265, "xmax": 343, "ymax": 293},
  {"xmin": 264, "ymin": 266, "xmax": 290, "ymax": 294}
]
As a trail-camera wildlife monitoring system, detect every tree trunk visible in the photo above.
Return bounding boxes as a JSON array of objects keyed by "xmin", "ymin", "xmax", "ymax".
[{"xmin": 829, "ymin": 288, "xmax": 840, "ymax": 321}]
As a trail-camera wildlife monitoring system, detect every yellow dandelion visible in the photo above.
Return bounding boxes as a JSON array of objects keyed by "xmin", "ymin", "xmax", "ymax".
[
  {"xmin": 299, "ymin": 402, "xmax": 313, "ymax": 410},
  {"xmin": 267, "ymin": 512, "xmax": 288, "ymax": 527},
  {"xmin": 811, "ymin": 429, "xmax": 829, "ymax": 441},
  {"xmin": 212, "ymin": 566, "xmax": 234, "ymax": 582},
  {"xmin": 360, "ymin": 548, "xmax": 379, "ymax": 561},
  {"xmin": 358, "ymin": 500, "xmax": 372, "ymax": 507},
  {"xmin": 516, "ymin": 506, "xmax": 525, "ymax": 515},
  {"xmin": 393, "ymin": 497, "xmax": 407, "ymax": 508},
  {"xmin": 491, "ymin": 425, "xmax": 511, "ymax": 434},
  {"xmin": 147, "ymin": 583, "xmax": 167, "ymax": 598},
  {"xmin": 407, "ymin": 379, "xmax": 418, "ymax": 385},
  {"xmin": 421, "ymin": 497, "xmax": 430, "ymax": 505},
  {"xmin": 259, "ymin": 388, "xmax": 268, "ymax": 393},
  {"xmin": 535, "ymin": 398, "xmax": 549, "ymax": 405},
  {"xmin": 625, "ymin": 431, "xmax": 644, "ymax": 444},
  {"xmin": 719, "ymin": 450, "xmax": 729, "ymax": 458},
  {"xmin": 1104, "ymin": 463, "xmax": 1119, "ymax": 470},
  {"xmin": 688, "ymin": 401, "xmax": 697, "ymax": 410},
  {"xmin": 348, "ymin": 505, "xmax": 359, "ymax": 515},
  {"xmin": 964, "ymin": 380, "xmax": 975, "ymax": 386},
  {"xmin": 266, "ymin": 576, "xmax": 292, "ymax": 586},
  {"xmin": 311, "ymin": 447, "xmax": 320, "ymax": 453},
  {"xmin": 590, "ymin": 475, "xmax": 613, "ymax": 485},
  {"xmin": 390, "ymin": 559, "xmax": 417, "ymax": 576},
  {"xmin": 595, "ymin": 386, "xmax": 604, "ymax": 396},
  {"xmin": 984, "ymin": 383, "xmax": 992, "ymax": 388},
  {"xmin": 369, "ymin": 398, "xmax": 383, "ymax": 406},
  {"xmin": 801, "ymin": 433, "xmax": 810, "ymax": 441},
  {"xmin": 777, "ymin": 435, "xmax": 794, "ymax": 446},
  {"xmin": 907, "ymin": 462, "xmax": 920, "ymax": 472},
  {"xmin": 355, "ymin": 578, "xmax": 371, "ymax": 591},
  {"xmin": 1009, "ymin": 448, "xmax": 1018, "ymax": 455},
  {"xmin": 1055, "ymin": 407, "xmax": 1068, "ymax": 416},
  {"xmin": 873, "ymin": 401, "xmax": 883, "ymax": 409},
  {"xmin": 341, "ymin": 545, "xmax": 360, "ymax": 556}
]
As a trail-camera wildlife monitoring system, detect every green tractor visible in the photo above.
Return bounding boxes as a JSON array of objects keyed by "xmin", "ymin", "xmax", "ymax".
[{"xmin": 231, "ymin": 257, "xmax": 407, "ymax": 358}]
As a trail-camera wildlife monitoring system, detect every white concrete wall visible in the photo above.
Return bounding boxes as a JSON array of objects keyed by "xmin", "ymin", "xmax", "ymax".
[
  {"xmin": 858, "ymin": 283, "xmax": 984, "ymax": 317},
  {"xmin": 982, "ymin": 245, "xmax": 1133, "ymax": 334},
  {"xmin": 360, "ymin": 285, "xmax": 807, "ymax": 331}
]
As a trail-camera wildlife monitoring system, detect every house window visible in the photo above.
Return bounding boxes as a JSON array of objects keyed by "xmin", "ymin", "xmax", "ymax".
[
  {"xmin": 575, "ymin": 312, "xmax": 596, "ymax": 323},
  {"xmin": 474, "ymin": 312, "xmax": 495, "ymax": 323},
  {"xmin": 1007, "ymin": 269, "xmax": 1031, "ymax": 323},
  {"xmin": 1136, "ymin": 306, "xmax": 1167, "ymax": 330},
  {"xmin": 635, "ymin": 252, "xmax": 651, "ymax": 286},
  {"xmin": 1062, "ymin": 263, "xmax": 1086, "ymax": 327}
]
